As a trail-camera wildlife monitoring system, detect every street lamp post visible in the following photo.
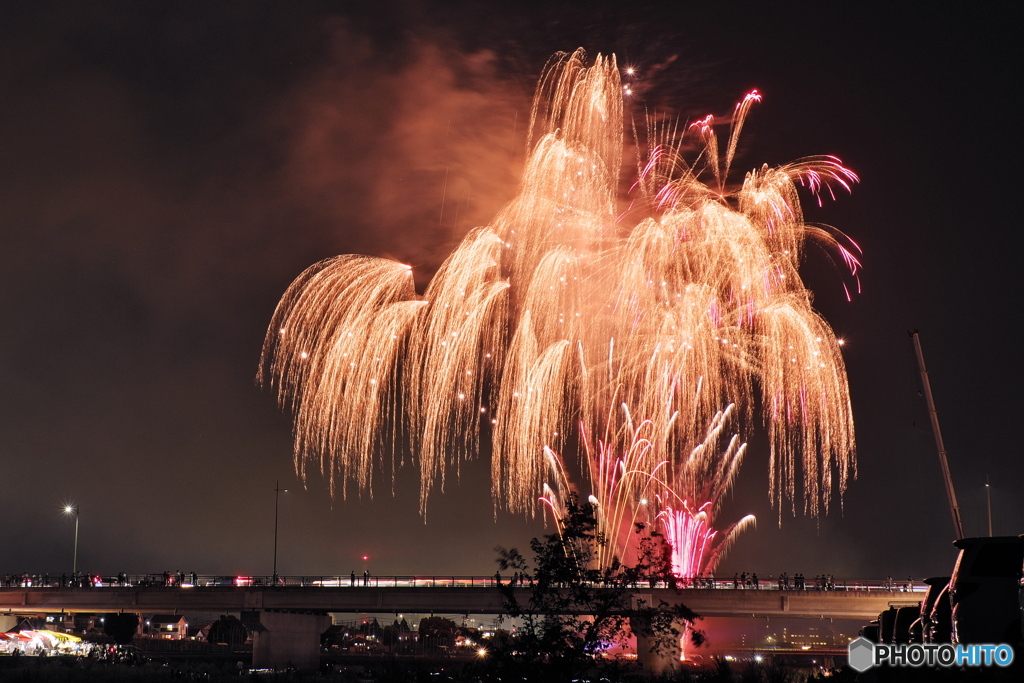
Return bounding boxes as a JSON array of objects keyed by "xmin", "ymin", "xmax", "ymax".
[
  {"xmin": 985, "ymin": 476, "xmax": 993, "ymax": 536},
  {"xmin": 273, "ymin": 481, "xmax": 287, "ymax": 584},
  {"xmin": 63, "ymin": 505, "xmax": 79, "ymax": 576}
]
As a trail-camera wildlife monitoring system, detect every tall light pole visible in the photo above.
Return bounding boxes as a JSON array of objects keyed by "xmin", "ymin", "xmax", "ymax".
[
  {"xmin": 63, "ymin": 504, "xmax": 79, "ymax": 576},
  {"xmin": 273, "ymin": 481, "xmax": 287, "ymax": 583},
  {"xmin": 985, "ymin": 476, "xmax": 993, "ymax": 537}
]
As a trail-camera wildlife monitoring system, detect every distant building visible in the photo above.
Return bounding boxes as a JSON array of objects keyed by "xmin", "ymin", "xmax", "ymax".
[
  {"xmin": 43, "ymin": 613, "xmax": 103, "ymax": 636},
  {"xmin": 777, "ymin": 625, "xmax": 842, "ymax": 649},
  {"xmin": 146, "ymin": 615, "xmax": 189, "ymax": 640}
]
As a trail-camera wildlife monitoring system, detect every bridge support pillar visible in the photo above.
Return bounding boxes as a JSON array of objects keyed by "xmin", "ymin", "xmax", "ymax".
[
  {"xmin": 247, "ymin": 610, "xmax": 330, "ymax": 672},
  {"xmin": 631, "ymin": 614, "xmax": 685, "ymax": 677}
]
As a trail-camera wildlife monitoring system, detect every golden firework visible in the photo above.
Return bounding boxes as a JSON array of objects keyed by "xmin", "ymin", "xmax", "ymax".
[{"xmin": 260, "ymin": 49, "xmax": 858, "ymax": 574}]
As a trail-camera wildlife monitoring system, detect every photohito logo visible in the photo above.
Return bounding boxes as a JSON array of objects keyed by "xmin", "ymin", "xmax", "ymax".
[{"xmin": 847, "ymin": 637, "xmax": 1015, "ymax": 672}]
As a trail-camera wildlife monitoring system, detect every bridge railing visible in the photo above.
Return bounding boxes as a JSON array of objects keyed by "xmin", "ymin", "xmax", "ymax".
[{"xmin": 0, "ymin": 573, "xmax": 926, "ymax": 593}]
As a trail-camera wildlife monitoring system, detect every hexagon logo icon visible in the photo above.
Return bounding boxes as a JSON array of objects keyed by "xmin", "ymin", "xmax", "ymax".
[{"xmin": 847, "ymin": 637, "xmax": 875, "ymax": 672}]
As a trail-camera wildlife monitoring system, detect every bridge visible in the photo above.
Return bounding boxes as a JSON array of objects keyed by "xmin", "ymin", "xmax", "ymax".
[
  {"xmin": 0, "ymin": 576, "xmax": 922, "ymax": 671},
  {"xmin": 0, "ymin": 581, "xmax": 918, "ymax": 620}
]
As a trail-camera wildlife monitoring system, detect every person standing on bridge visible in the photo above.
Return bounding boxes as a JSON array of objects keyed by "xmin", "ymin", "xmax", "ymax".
[{"xmin": 350, "ymin": 571, "xmax": 355, "ymax": 587}]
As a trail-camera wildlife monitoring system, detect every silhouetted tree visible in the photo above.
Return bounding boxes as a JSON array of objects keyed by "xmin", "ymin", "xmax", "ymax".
[
  {"xmin": 492, "ymin": 495, "xmax": 703, "ymax": 680},
  {"xmin": 103, "ymin": 612, "xmax": 139, "ymax": 645},
  {"xmin": 418, "ymin": 615, "xmax": 459, "ymax": 654},
  {"xmin": 359, "ymin": 617, "xmax": 380, "ymax": 636},
  {"xmin": 207, "ymin": 614, "xmax": 247, "ymax": 647}
]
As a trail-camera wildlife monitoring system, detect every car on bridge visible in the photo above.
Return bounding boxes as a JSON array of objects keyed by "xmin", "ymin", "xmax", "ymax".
[{"xmin": 204, "ymin": 576, "xmax": 254, "ymax": 587}]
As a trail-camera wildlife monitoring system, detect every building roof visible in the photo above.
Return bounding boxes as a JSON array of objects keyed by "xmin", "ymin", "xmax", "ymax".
[{"xmin": 150, "ymin": 615, "xmax": 187, "ymax": 625}]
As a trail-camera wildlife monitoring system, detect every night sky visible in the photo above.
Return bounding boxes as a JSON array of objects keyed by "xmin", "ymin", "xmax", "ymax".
[{"xmin": 1, "ymin": 1, "xmax": 1020, "ymax": 582}]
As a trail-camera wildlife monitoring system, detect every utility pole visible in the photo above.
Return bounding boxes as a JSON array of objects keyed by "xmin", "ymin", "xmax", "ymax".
[
  {"xmin": 909, "ymin": 330, "xmax": 965, "ymax": 540},
  {"xmin": 273, "ymin": 481, "xmax": 287, "ymax": 584}
]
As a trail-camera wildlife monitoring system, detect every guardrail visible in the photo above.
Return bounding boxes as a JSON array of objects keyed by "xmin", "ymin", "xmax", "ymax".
[{"xmin": 0, "ymin": 573, "xmax": 926, "ymax": 593}]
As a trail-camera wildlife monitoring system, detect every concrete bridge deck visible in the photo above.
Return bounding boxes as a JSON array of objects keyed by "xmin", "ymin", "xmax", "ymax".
[{"xmin": 0, "ymin": 583, "xmax": 919, "ymax": 620}]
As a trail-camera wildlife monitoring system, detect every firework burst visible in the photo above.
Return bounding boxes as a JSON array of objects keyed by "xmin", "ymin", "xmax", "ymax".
[{"xmin": 260, "ymin": 49, "xmax": 858, "ymax": 575}]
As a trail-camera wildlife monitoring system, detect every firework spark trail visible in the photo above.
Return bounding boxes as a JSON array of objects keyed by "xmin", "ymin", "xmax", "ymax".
[
  {"xmin": 260, "ymin": 49, "xmax": 858, "ymax": 574},
  {"xmin": 655, "ymin": 405, "xmax": 758, "ymax": 575}
]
